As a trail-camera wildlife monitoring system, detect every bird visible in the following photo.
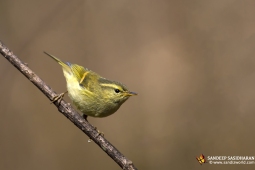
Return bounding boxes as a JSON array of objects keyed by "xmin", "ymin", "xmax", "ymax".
[{"xmin": 44, "ymin": 52, "xmax": 137, "ymax": 120}]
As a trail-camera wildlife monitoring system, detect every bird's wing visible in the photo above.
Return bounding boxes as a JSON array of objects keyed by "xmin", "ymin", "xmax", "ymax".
[{"xmin": 70, "ymin": 64, "xmax": 98, "ymax": 92}]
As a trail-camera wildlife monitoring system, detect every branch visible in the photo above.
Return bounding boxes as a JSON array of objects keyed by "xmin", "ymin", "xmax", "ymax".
[{"xmin": 0, "ymin": 41, "xmax": 138, "ymax": 170}]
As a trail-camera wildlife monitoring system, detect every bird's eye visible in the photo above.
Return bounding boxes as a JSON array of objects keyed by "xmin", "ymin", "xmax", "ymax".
[{"xmin": 114, "ymin": 89, "xmax": 120, "ymax": 93}]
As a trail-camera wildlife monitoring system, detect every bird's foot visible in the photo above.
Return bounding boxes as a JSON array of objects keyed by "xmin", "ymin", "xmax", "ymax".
[
  {"xmin": 88, "ymin": 128, "xmax": 104, "ymax": 143},
  {"xmin": 82, "ymin": 114, "xmax": 104, "ymax": 143},
  {"xmin": 51, "ymin": 91, "xmax": 68, "ymax": 104},
  {"xmin": 95, "ymin": 127, "xmax": 104, "ymax": 137}
]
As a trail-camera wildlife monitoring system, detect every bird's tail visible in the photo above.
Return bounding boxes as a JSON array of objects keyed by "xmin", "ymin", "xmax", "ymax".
[{"xmin": 44, "ymin": 52, "xmax": 72, "ymax": 75}]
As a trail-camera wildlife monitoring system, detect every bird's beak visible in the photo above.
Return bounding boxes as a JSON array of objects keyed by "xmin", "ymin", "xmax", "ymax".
[{"xmin": 125, "ymin": 91, "xmax": 138, "ymax": 96}]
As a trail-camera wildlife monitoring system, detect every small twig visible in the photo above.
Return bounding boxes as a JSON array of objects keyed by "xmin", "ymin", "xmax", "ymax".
[{"xmin": 0, "ymin": 41, "xmax": 138, "ymax": 170}]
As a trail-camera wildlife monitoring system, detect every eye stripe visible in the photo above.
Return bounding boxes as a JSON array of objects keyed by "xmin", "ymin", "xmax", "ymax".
[{"xmin": 100, "ymin": 83, "xmax": 123, "ymax": 91}]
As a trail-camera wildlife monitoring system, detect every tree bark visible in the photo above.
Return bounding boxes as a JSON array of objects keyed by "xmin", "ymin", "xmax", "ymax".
[{"xmin": 0, "ymin": 41, "xmax": 138, "ymax": 170}]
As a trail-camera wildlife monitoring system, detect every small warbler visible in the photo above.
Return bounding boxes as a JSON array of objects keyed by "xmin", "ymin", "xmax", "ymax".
[{"xmin": 44, "ymin": 52, "xmax": 137, "ymax": 119}]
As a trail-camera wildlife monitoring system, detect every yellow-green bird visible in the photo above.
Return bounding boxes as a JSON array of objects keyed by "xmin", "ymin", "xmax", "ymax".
[{"xmin": 44, "ymin": 52, "xmax": 137, "ymax": 120}]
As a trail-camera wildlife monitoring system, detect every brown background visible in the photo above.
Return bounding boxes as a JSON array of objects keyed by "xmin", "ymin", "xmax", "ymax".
[{"xmin": 1, "ymin": 0, "xmax": 255, "ymax": 170}]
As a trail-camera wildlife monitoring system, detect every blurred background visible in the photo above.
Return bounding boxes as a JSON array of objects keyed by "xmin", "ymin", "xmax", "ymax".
[{"xmin": 1, "ymin": 0, "xmax": 255, "ymax": 170}]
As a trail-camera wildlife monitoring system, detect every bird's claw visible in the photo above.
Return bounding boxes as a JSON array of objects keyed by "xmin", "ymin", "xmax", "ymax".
[
  {"xmin": 88, "ymin": 127, "xmax": 104, "ymax": 143},
  {"xmin": 50, "ymin": 91, "xmax": 67, "ymax": 104},
  {"xmin": 95, "ymin": 127, "xmax": 104, "ymax": 137}
]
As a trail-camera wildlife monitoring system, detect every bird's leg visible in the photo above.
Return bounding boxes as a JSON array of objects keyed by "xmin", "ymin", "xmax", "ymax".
[
  {"xmin": 82, "ymin": 114, "xmax": 88, "ymax": 121},
  {"xmin": 51, "ymin": 91, "xmax": 68, "ymax": 104}
]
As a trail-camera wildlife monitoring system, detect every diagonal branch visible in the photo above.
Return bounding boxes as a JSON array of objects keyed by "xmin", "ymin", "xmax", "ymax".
[{"xmin": 0, "ymin": 41, "xmax": 138, "ymax": 170}]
